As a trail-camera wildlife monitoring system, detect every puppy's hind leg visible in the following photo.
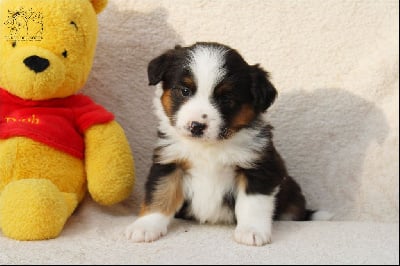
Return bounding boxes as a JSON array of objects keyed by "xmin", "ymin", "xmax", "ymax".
[{"xmin": 275, "ymin": 176, "xmax": 334, "ymax": 221}]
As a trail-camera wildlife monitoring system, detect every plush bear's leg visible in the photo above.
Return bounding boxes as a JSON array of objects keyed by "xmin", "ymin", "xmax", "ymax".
[{"xmin": 0, "ymin": 179, "xmax": 78, "ymax": 240}]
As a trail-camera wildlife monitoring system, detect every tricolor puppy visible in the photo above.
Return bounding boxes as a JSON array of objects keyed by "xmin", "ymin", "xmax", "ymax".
[{"xmin": 126, "ymin": 42, "xmax": 320, "ymax": 246}]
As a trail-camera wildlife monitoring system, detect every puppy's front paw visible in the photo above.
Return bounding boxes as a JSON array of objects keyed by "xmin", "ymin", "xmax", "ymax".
[
  {"xmin": 125, "ymin": 213, "xmax": 169, "ymax": 243},
  {"xmin": 234, "ymin": 224, "xmax": 272, "ymax": 246}
]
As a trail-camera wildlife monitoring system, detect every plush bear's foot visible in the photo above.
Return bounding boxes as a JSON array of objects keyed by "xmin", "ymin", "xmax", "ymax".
[{"xmin": 0, "ymin": 179, "xmax": 78, "ymax": 240}]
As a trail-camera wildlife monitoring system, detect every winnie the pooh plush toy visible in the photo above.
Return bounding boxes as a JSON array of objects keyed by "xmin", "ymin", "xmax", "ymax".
[{"xmin": 0, "ymin": 0, "xmax": 135, "ymax": 240}]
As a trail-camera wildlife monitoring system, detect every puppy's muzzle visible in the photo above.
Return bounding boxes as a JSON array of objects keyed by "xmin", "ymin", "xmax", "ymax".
[{"xmin": 189, "ymin": 121, "xmax": 207, "ymax": 137}]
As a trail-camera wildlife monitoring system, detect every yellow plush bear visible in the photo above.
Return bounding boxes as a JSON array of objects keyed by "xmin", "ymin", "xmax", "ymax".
[{"xmin": 0, "ymin": 0, "xmax": 135, "ymax": 240}]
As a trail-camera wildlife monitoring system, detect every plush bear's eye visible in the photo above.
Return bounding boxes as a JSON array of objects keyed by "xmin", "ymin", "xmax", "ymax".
[
  {"xmin": 12, "ymin": 42, "xmax": 16, "ymax": 48},
  {"xmin": 70, "ymin": 21, "xmax": 78, "ymax": 30},
  {"xmin": 62, "ymin": 50, "xmax": 68, "ymax": 58}
]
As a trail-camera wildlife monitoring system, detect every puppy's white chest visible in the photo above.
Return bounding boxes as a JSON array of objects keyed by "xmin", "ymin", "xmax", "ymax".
[{"xmin": 183, "ymin": 158, "xmax": 236, "ymax": 224}]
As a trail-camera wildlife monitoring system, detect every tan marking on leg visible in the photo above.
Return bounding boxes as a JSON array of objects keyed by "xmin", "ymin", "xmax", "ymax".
[
  {"xmin": 140, "ymin": 166, "xmax": 185, "ymax": 217},
  {"xmin": 236, "ymin": 172, "xmax": 248, "ymax": 192}
]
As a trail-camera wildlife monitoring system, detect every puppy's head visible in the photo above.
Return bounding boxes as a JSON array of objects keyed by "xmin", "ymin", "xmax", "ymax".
[{"xmin": 148, "ymin": 42, "xmax": 277, "ymax": 141}]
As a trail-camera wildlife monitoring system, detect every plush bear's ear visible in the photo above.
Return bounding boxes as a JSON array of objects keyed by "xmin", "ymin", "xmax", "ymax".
[{"xmin": 90, "ymin": 0, "xmax": 108, "ymax": 14}]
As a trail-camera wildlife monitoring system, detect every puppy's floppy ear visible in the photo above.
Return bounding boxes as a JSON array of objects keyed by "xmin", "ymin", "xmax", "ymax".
[
  {"xmin": 148, "ymin": 45, "xmax": 182, "ymax": 86},
  {"xmin": 250, "ymin": 65, "xmax": 278, "ymax": 112},
  {"xmin": 147, "ymin": 53, "xmax": 170, "ymax": 86}
]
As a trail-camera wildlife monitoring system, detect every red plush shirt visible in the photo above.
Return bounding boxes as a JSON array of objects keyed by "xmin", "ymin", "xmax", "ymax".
[{"xmin": 0, "ymin": 88, "xmax": 114, "ymax": 159}]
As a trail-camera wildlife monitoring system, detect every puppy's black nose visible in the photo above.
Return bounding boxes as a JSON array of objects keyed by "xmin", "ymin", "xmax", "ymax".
[
  {"xmin": 23, "ymin": 55, "xmax": 50, "ymax": 73},
  {"xmin": 190, "ymin": 121, "xmax": 207, "ymax": 137}
]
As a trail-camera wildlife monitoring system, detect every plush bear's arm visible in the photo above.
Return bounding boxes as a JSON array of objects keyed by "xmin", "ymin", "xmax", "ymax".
[{"xmin": 84, "ymin": 121, "xmax": 135, "ymax": 205}]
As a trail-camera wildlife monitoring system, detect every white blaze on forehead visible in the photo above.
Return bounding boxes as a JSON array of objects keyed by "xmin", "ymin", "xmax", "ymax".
[
  {"xmin": 188, "ymin": 45, "xmax": 228, "ymax": 97},
  {"xmin": 171, "ymin": 45, "xmax": 228, "ymax": 140}
]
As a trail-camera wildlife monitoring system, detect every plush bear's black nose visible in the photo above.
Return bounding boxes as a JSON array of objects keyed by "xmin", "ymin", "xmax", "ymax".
[{"xmin": 23, "ymin": 55, "xmax": 50, "ymax": 73}]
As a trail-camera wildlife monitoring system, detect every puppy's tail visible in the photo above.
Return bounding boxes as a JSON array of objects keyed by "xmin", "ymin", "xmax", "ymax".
[{"xmin": 304, "ymin": 210, "xmax": 334, "ymax": 221}]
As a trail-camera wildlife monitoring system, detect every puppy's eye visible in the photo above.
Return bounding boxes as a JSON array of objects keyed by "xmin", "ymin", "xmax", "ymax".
[
  {"xmin": 180, "ymin": 87, "xmax": 192, "ymax": 97},
  {"xmin": 62, "ymin": 50, "xmax": 68, "ymax": 58}
]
